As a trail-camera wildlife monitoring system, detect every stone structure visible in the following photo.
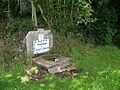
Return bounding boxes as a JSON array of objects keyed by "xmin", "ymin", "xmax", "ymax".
[
  {"xmin": 25, "ymin": 28, "xmax": 53, "ymax": 56},
  {"xmin": 25, "ymin": 28, "xmax": 76, "ymax": 74},
  {"xmin": 34, "ymin": 55, "xmax": 76, "ymax": 74}
]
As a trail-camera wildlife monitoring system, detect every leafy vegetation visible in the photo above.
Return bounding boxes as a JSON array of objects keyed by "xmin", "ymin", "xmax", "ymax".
[
  {"xmin": 1, "ymin": 0, "xmax": 120, "ymax": 46},
  {"xmin": 0, "ymin": 0, "xmax": 120, "ymax": 90},
  {"xmin": 0, "ymin": 0, "xmax": 18, "ymax": 21},
  {"xmin": 92, "ymin": 3, "xmax": 117, "ymax": 45}
]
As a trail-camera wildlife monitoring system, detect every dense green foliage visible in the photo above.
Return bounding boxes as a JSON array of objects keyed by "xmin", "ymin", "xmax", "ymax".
[
  {"xmin": 40, "ymin": 0, "xmax": 94, "ymax": 28},
  {"xmin": 7, "ymin": 18, "xmax": 33, "ymax": 32},
  {"xmin": 0, "ymin": 0, "xmax": 120, "ymax": 46},
  {"xmin": 0, "ymin": 0, "xmax": 18, "ymax": 21},
  {"xmin": 92, "ymin": 1, "xmax": 118, "ymax": 45}
]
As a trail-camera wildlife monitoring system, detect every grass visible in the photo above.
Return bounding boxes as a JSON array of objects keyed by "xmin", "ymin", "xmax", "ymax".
[{"xmin": 0, "ymin": 28, "xmax": 120, "ymax": 90}]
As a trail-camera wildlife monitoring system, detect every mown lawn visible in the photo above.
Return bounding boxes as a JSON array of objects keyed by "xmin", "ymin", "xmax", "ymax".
[{"xmin": 0, "ymin": 45, "xmax": 120, "ymax": 90}]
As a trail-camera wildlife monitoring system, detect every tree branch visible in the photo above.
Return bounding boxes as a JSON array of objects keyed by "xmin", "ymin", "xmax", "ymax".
[{"xmin": 37, "ymin": 4, "xmax": 51, "ymax": 30}]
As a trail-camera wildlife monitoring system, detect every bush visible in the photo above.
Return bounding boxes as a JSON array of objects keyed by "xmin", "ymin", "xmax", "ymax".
[
  {"xmin": 0, "ymin": 0, "xmax": 18, "ymax": 21},
  {"xmin": 7, "ymin": 18, "xmax": 33, "ymax": 33},
  {"xmin": 92, "ymin": 5, "xmax": 117, "ymax": 45},
  {"xmin": 113, "ymin": 31, "xmax": 120, "ymax": 47},
  {"xmin": 36, "ymin": 0, "xmax": 94, "ymax": 35}
]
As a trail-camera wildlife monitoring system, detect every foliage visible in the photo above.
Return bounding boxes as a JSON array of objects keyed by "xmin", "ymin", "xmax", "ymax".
[
  {"xmin": 87, "ymin": 0, "xmax": 118, "ymax": 45},
  {"xmin": 91, "ymin": 1, "xmax": 118, "ymax": 45},
  {"xmin": 97, "ymin": 0, "xmax": 109, "ymax": 6},
  {"xmin": 1, "ymin": 0, "xmax": 120, "ymax": 46},
  {"xmin": 0, "ymin": 1, "xmax": 120, "ymax": 89},
  {"xmin": 0, "ymin": 0, "xmax": 18, "ymax": 21},
  {"xmin": 23, "ymin": 0, "xmax": 95, "ymax": 34},
  {"xmin": 113, "ymin": 31, "xmax": 120, "ymax": 48},
  {"xmin": 7, "ymin": 18, "xmax": 33, "ymax": 33}
]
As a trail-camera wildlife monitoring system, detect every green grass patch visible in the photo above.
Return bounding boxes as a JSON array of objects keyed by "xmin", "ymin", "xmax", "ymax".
[{"xmin": 0, "ymin": 45, "xmax": 120, "ymax": 90}]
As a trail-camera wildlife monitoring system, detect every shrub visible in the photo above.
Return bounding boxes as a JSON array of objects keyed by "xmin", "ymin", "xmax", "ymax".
[
  {"xmin": 92, "ymin": 5, "xmax": 117, "ymax": 45},
  {"xmin": 0, "ymin": 0, "xmax": 18, "ymax": 21},
  {"xmin": 7, "ymin": 18, "xmax": 33, "ymax": 33},
  {"xmin": 113, "ymin": 31, "xmax": 120, "ymax": 47},
  {"xmin": 35, "ymin": 0, "xmax": 94, "ymax": 35}
]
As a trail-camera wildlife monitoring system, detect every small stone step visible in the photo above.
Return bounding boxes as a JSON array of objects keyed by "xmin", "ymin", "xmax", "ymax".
[
  {"xmin": 33, "ymin": 57, "xmax": 56, "ymax": 69},
  {"xmin": 48, "ymin": 64, "xmax": 76, "ymax": 74},
  {"xmin": 48, "ymin": 61, "xmax": 71, "ymax": 74},
  {"xmin": 33, "ymin": 55, "xmax": 76, "ymax": 74},
  {"xmin": 61, "ymin": 65, "xmax": 77, "ymax": 72},
  {"xmin": 48, "ymin": 65, "xmax": 61, "ymax": 74},
  {"xmin": 34, "ymin": 56, "xmax": 71, "ymax": 69}
]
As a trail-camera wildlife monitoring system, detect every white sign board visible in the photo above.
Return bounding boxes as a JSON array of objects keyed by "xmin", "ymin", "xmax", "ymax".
[{"xmin": 33, "ymin": 39, "xmax": 49, "ymax": 54}]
